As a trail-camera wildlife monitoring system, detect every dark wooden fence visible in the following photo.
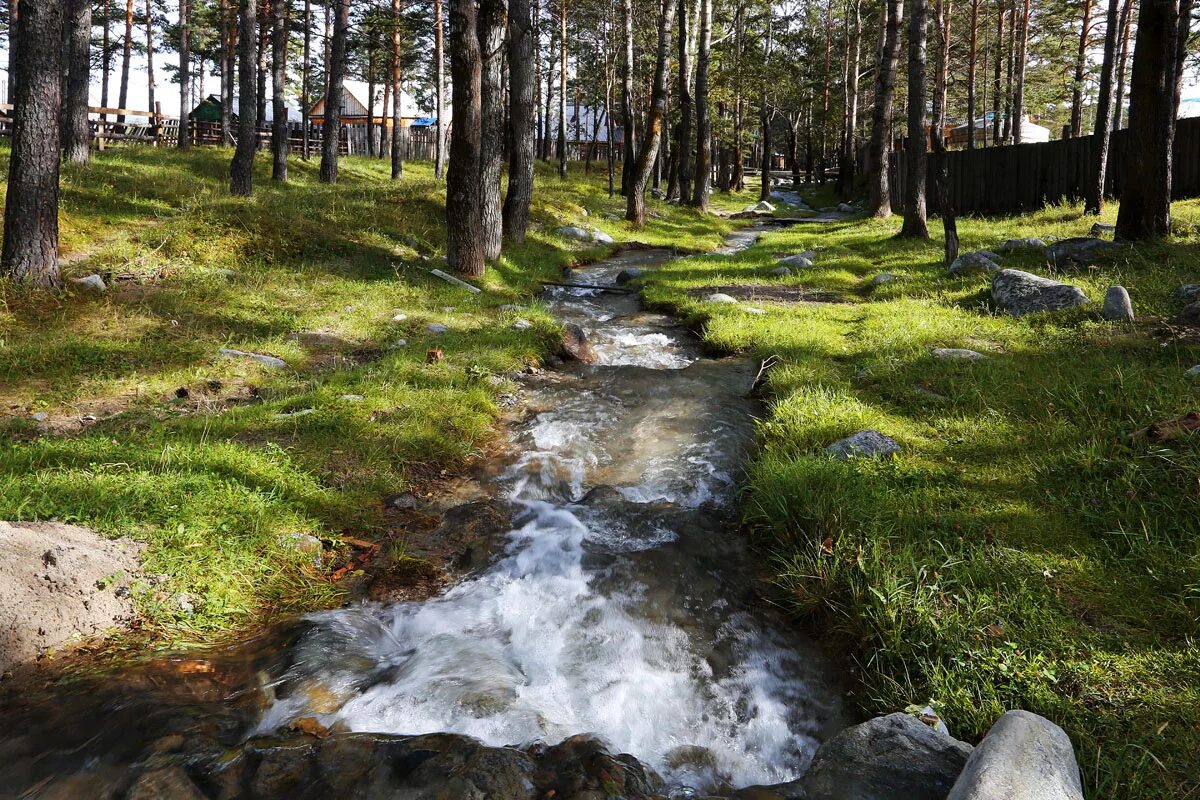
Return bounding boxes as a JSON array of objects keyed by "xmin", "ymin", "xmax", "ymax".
[{"xmin": 887, "ymin": 116, "xmax": 1200, "ymax": 215}]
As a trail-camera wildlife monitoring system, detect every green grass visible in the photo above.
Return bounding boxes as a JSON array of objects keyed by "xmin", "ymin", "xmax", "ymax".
[
  {"xmin": 0, "ymin": 145, "xmax": 743, "ymax": 643},
  {"xmin": 642, "ymin": 198, "xmax": 1200, "ymax": 800}
]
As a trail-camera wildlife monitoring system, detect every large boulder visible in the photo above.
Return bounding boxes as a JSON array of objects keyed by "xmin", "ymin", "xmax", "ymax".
[
  {"xmin": 1045, "ymin": 237, "xmax": 1124, "ymax": 268},
  {"xmin": 802, "ymin": 712, "xmax": 973, "ymax": 800},
  {"xmin": 557, "ymin": 225, "xmax": 592, "ymax": 241},
  {"xmin": 559, "ymin": 322, "xmax": 598, "ymax": 363},
  {"xmin": 947, "ymin": 711, "xmax": 1083, "ymax": 800},
  {"xmin": 1101, "ymin": 286, "xmax": 1134, "ymax": 321},
  {"xmin": 991, "ymin": 269, "xmax": 1090, "ymax": 317}
]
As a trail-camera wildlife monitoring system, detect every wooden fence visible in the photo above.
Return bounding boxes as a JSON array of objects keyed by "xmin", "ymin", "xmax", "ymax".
[{"xmin": 887, "ymin": 116, "xmax": 1200, "ymax": 215}]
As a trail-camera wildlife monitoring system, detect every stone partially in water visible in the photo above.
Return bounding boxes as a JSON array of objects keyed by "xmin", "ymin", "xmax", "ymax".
[
  {"xmin": 126, "ymin": 767, "xmax": 207, "ymax": 800},
  {"xmin": 802, "ymin": 712, "xmax": 973, "ymax": 800},
  {"xmin": 559, "ymin": 322, "xmax": 598, "ymax": 362},
  {"xmin": 824, "ymin": 431, "xmax": 901, "ymax": 460},
  {"xmin": 947, "ymin": 711, "xmax": 1083, "ymax": 800},
  {"xmin": 616, "ymin": 267, "xmax": 646, "ymax": 285}
]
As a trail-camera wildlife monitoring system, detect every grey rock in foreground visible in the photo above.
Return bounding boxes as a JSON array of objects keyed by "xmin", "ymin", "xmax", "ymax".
[
  {"xmin": 991, "ymin": 269, "xmax": 1090, "ymax": 317},
  {"xmin": 1186, "ymin": 364, "xmax": 1200, "ymax": 376},
  {"xmin": 1045, "ymin": 237, "xmax": 1123, "ymax": 268},
  {"xmin": 778, "ymin": 253, "xmax": 815, "ymax": 269},
  {"xmin": 70, "ymin": 274, "xmax": 107, "ymax": 292},
  {"xmin": 871, "ymin": 273, "xmax": 899, "ymax": 286},
  {"xmin": 932, "ymin": 347, "xmax": 987, "ymax": 361},
  {"xmin": 949, "ymin": 251, "xmax": 1001, "ymax": 275},
  {"xmin": 803, "ymin": 712, "xmax": 973, "ymax": 800},
  {"xmin": 590, "ymin": 227, "xmax": 615, "ymax": 244},
  {"xmin": 556, "ymin": 225, "xmax": 592, "ymax": 241},
  {"xmin": 706, "ymin": 292, "xmax": 739, "ymax": 304},
  {"xmin": 771, "ymin": 266, "xmax": 793, "ymax": 276},
  {"xmin": 947, "ymin": 710, "xmax": 1083, "ymax": 800},
  {"xmin": 1101, "ymin": 286, "xmax": 1134, "ymax": 321},
  {"xmin": 1089, "ymin": 222, "xmax": 1116, "ymax": 237},
  {"xmin": 1174, "ymin": 283, "xmax": 1200, "ymax": 300},
  {"xmin": 825, "ymin": 431, "xmax": 901, "ymax": 460}
]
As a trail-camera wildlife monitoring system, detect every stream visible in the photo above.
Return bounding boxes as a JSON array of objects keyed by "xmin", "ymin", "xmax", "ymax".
[{"xmin": 0, "ymin": 234, "xmax": 845, "ymax": 798}]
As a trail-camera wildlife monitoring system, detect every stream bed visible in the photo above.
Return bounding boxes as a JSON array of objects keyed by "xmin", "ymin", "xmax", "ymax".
[{"xmin": 0, "ymin": 238, "xmax": 846, "ymax": 798}]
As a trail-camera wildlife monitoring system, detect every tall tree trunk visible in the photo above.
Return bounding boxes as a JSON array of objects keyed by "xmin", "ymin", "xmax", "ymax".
[
  {"xmin": 606, "ymin": 11, "xmax": 616, "ymax": 197},
  {"xmin": 271, "ymin": 0, "xmax": 288, "ymax": 181},
  {"xmin": 1115, "ymin": 0, "xmax": 1180, "ymax": 239},
  {"xmin": 447, "ymin": 0, "xmax": 485, "ymax": 275},
  {"xmin": 867, "ymin": 0, "xmax": 903, "ymax": 216},
  {"xmin": 1003, "ymin": 2, "xmax": 1014, "ymax": 141},
  {"xmin": 505, "ymin": 0, "xmax": 536, "ymax": 241},
  {"xmin": 558, "ymin": 0, "xmax": 568, "ymax": 177},
  {"xmin": 103, "ymin": 0, "xmax": 112, "ymax": 130},
  {"xmin": 230, "ymin": 0, "xmax": 257, "ymax": 195},
  {"xmin": 1086, "ymin": 0, "xmax": 1122, "ymax": 214},
  {"xmin": 221, "ymin": 0, "xmax": 234, "ymax": 143},
  {"xmin": 676, "ymin": 0, "xmax": 693, "ymax": 202},
  {"xmin": 625, "ymin": 0, "xmax": 676, "ymax": 225},
  {"xmin": 380, "ymin": 77, "xmax": 390, "ymax": 158},
  {"xmin": 993, "ymin": 2, "xmax": 1003, "ymax": 143},
  {"xmin": 900, "ymin": 0, "xmax": 929, "ymax": 238},
  {"xmin": 301, "ymin": 0, "xmax": 310, "ymax": 158},
  {"xmin": 1012, "ymin": 0, "xmax": 1029, "ymax": 142},
  {"xmin": 758, "ymin": 11, "xmax": 772, "ymax": 202},
  {"xmin": 179, "ymin": 0, "xmax": 192, "ymax": 149},
  {"xmin": 931, "ymin": 0, "xmax": 957, "ymax": 263},
  {"xmin": 146, "ymin": 0, "xmax": 157, "ymax": 137},
  {"xmin": 2, "ymin": 0, "xmax": 63, "ymax": 286},
  {"xmin": 691, "ymin": 0, "xmax": 712, "ymax": 208},
  {"xmin": 391, "ymin": 0, "xmax": 405, "ymax": 179},
  {"xmin": 367, "ymin": 45, "xmax": 377, "ymax": 158},
  {"xmin": 435, "ymin": 0, "xmax": 447, "ymax": 179},
  {"xmin": 543, "ymin": 25, "xmax": 555, "ymax": 161},
  {"xmin": 1071, "ymin": 0, "xmax": 1093, "ymax": 136},
  {"xmin": 1112, "ymin": 0, "xmax": 1134, "ymax": 129},
  {"xmin": 967, "ymin": 0, "xmax": 979, "ymax": 149},
  {"xmin": 837, "ymin": 0, "xmax": 862, "ymax": 200},
  {"xmin": 620, "ymin": 0, "xmax": 635, "ymax": 195},
  {"xmin": 62, "ymin": 0, "xmax": 92, "ymax": 164},
  {"xmin": 819, "ymin": 0, "xmax": 833, "ymax": 180},
  {"xmin": 732, "ymin": 3, "xmax": 744, "ymax": 191},
  {"xmin": 479, "ymin": 0, "xmax": 506, "ymax": 260},
  {"xmin": 6, "ymin": 0, "xmax": 17, "ymax": 104},
  {"xmin": 256, "ymin": 0, "xmax": 268, "ymax": 126},
  {"xmin": 118, "ymin": 0, "xmax": 132, "ymax": 123},
  {"xmin": 320, "ymin": 0, "xmax": 348, "ymax": 183}
]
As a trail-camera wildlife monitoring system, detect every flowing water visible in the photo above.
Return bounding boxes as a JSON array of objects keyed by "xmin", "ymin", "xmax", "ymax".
[{"xmin": 0, "ymin": 240, "xmax": 844, "ymax": 797}]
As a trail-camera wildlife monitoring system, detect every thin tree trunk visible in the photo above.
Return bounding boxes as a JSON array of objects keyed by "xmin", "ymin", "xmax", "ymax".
[
  {"xmin": 732, "ymin": 3, "xmax": 744, "ymax": 191},
  {"xmin": 435, "ymin": 0, "xmax": 447, "ymax": 180},
  {"xmin": 505, "ymin": 0, "xmax": 536, "ymax": 240},
  {"xmin": 480, "ymin": 0, "xmax": 506, "ymax": 260},
  {"xmin": 967, "ymin": 0, "xmax": 979, "ymax": 149},
  {"xmin": 221, "ymin": 0, "xmax": 234, "ymax": 142},
  {"xmin": 625, "ymin": 0, "xmax": 676, "ymax": 226},
  {"xmin": 1112, "ymin": 0, "xmax": 1134, "ymax": 129},
  {"xmin": 301, "ymin": 0, "xmax": 310, "ymax": 159},
  {"xmin": 103, "ymin": 0, "xmax": 112, "ymax": 129},
  {"xmin": 1003, "ymin": 1, "xmax": 1014, "ymax": 141},
  {"xmin": 146, "ymin": 0, "xmax": 157, "ymax": 138},
  {"xmin": 392, "ymin": 0, "xmax": 405, "ymax": 179},
  {"xmin": 900, "ymin": 0, "xmax": 929, "ymax": 238},
  {"xmin": 179, "ymin": 0, "xmax": 192, "ymax": 149},
  {"xmin": 759, "ymin": 11, "xmax": 773, "ymax": 202},
  {"xmin": 931, "ymin": 0, "xmax": 957, "ymax": 263},
  {"xmin": 367, "ymin": 46, "xmax": 377, "ymax": 158},
  {"xmin": 230, "ymin": 0, "xmax": 257, "ymax": 195},
  {"xmin": 1086, "ymin": 0, "xmax": 1122, "ymax": 214},
  {"xmin": 558, "ymin": 0, "xmax": 568, "ymax": 177},
  {"xmin": 1071, "ymin": 0, "xmax": 1093, "ymax": 136},
  {"xmin": 271, "ymin": 0, "xmax": 288, "ymax": 181},
  {"xmin": 118, "ymin": 0, "xmax": 133, "ymax": 123},
  {"xmin": 867, "ymin": 0, "xmax": 903, "ymax": 216},
  {"xmin": 62, "ymin": 0, "xmax": 92, "ymax": 163},
  {"xmin": 993, "ymin": 2, "xmax": 1003, "ymax": 143},
  {"xmin": 837, "ymin": 0, "xmax": 862, "ymax": 200},
  {"xmin": 677, "ymin": 0, "xmax": 693, "ymax": 202},
  {"xmin": 691, "ymin": 0, "xmax": 712, "ymax": 208},
  {"xmin": 256, "ymin": 0, "xmax": 268, "ymax": 126},
  {"xmin": 5, "ymin": 0, "xmax": 17, "ymax": 104},
  {"xmin": 447, "ymin": 0, "xmax": 485, "ymax": 275},
  {"xmin": 1012, "ymin": 0, "xmax": 1029, "ymax": 142},
  {"xmin": 543, "ymin": 25, "xmax": 555, "ymax": 161},
  {"xmin": 2, "ymin": 0, "xmax": 63, "ymax": 286},
  {"xmin": 380, "ymin": 77, "xmax": 390, "ymax": 158},
  {"xmin": 1115, "ymin": 0, "xmax": 1181, "ymax": 240},
  {"xmin": 620, "ymin": 0, "xmax": 636, "ymax": 195},
  {"xmin": 819, "ymin": 0, "xmax": 833, "ymax": 180},
  {"xmin": 606, "ymin": 5, "xmax": 616, "ymax": 197},
  {"xmin": 320, "ymin": 0, "xmax": 348, "ymax": 183}
]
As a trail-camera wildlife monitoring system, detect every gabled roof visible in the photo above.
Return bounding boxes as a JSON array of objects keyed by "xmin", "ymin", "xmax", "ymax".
[{"xmin": 310, "ymin": 87, "xmax": 370, "ymax": 118}]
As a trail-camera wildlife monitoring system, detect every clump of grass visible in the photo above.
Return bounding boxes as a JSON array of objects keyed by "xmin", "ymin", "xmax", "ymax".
[{"xmin": 643, "ymin": 199, "xmax": 1200, "ymax": 800}]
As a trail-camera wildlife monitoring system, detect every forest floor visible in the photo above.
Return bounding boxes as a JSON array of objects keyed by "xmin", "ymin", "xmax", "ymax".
[
  {"xmin": 642, "ymin": 188, "xmax": 1200, "ymax": 800},
  {"xmin": 0, "ymin": 146, "xmax": 743, "ymax": 651}
]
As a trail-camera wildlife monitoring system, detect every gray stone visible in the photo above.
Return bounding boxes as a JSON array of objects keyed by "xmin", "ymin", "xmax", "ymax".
[
  {"xmin": 70, "ymin": 274, "xmax": 107, "ymax": 292},
  {"xmin": 996, "ymin": 237, "xmax": 1048, "ymax": 253},
  {"xmin": 340, "ymin": 394, "xmax": 364, "ymax": 401},
  {"xmin": 1089, "ymin": 222, "xmax": 1116, "ymax": 237},
  {"xmin": 1101, "ymin": 286, "xmax": 1134, "ymax": 321},
  {"xmin": 1177, "ymin": 300, "xmax": 1200, "ymax": 326},
  {"xmin": 389, "ymin": 339, "xmax": 408, "ymax": 349},
  {"xmin": 947, "ymin": 710, "xmax": 1083, "ymax": 800},
  {"xmin": 277, "ymin": 533, "xmax": 323, "ymax": 567},
  {"xmin": 991, "ymin": 269, "xmax": 1091, "ymax": 317},
  {"xmin": 558, "ymin": 323, "xmax": 597, "ymax": 362},
  {"xmin": 30, "ymin": 411, "xmax": 49, "ymax": 422},
  {"xmin": 616, "ymin": 268, "xmax": 647, "ymax": 285},
  {"xmin": 512, "ymin": 319, "xmax": 533, "ymax": 330},
  {"xmin": 1173, "ymin": 283, "xmax": 1200, "ymax": 300},
  {"xmin": 803, "ymin": 712, "xmax": 972, "ymax": 800},
  {"xmin": 932, "ymin": 347, "xmax": 987, "ymax": 361},
  {"xmin": 556, "ymin": 225, "xmax": 592, "ymax": 241},
  {"xmin": 750, "ymin": 200, "xmax": 776, "ymax": 213},
  {"xmin": 391, "ymin": 312, "xmax": 408, "ymax": 322},
  {"xmin": 824, "ymin": 431, "xmax": 902, "ymax": 460},
  {"xmin": 949, "ymin": 251, "xmax": 1001, "ymax": 275},
  {"xmin": 771, "ymin": 267, "xmax": 792, "ymax": 276},
  {"xmin": 1045, "ymin": 237, "xmax": 1124, "ymax": 268},
  {"xmin": 837, "ymin": 202, "xmax": 855, "ymax": 213},
  {"xmin": 218, "ymin": 348, "xmax": 287, "ymax": 369},
  {"xmin": 426, "ymin": 323, "xmax": 449, "ymax": 334},
  {"xmin": 743, "ymin": 306, "xmax": 767, "ymax": 315},
  {"xmin": 778, "ymin": 254, "xmax": 814, "ymax": 269},
  {"xmin": 706, "ymin": 293, "xmax": 739, "ymax": 304},
  {"xmin": 871, "ymin": 273, "xmax": 899, "ymax": 286},
  {"xmin": 1186, "ymin": 365, "xmax": 1200, "ymax": 376},
  {"xmin": 590, "ymin": 228, "xmax": 615, "ymax": 244}
]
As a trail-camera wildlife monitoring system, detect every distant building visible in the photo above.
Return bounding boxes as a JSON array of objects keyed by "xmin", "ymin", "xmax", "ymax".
[{"xmin": 947, "ymin": 113, "xmax": 1052, "ymax": 147}]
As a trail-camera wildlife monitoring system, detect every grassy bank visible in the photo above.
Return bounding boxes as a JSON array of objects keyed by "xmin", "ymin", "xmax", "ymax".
[
  {"xmin": 0, "ymin": 146, "xmax": 739, "ymax": 644},
  {"xmin": 642, "ymin": 197, "xmax": 1200, "ymax": 799}
]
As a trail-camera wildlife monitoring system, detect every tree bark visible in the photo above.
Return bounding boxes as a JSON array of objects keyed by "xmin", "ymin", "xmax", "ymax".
[
  {"xmin": 447, "ymin": 0, "xmax": 485, "ymax": 275},
  {"xmin": 230, "ymin": 0, "xmax": 257, "ymax": 196},
  {"xmin": 993, "ymin": 2, "xmax": 1003, "ymax": 143},
  {"xmin": 6, "ymin": 0, "xmax": 17, "ymax": 104},
  {"xmin": 301, "ymin": 0, "xmax": 310, "ymax": 159},
  {"xmin": 620, "ymin": 0, "xmax": 636, "ymax": 195},
  {"xmin": 118, "ymin": 0, "xmax": 132, "ymax": 123},
  {"xmin": 392, "ymin": 0, "xmax": 405, "ymax": 179},
  {"xmin": 367, "ymin": 46, "xmax": 377, "ymax": 158},
  {"xmin": 435, "ymin": 0, "xmax": 448, "ymax": 180},
  {"xmin": 62, "ymin": 0, "xmax": 92, "ymax": 164},
  {"xmin": 2, "ymin": 0, "xmax": 63, "ymax": 286},
  {"xmin": 676, "ymin": 0, "xmax": 693, "ymax": 202},
  {"xmin": 179, "ymin": 0, "xmax": 192, "ymax": 149},
  {"xmin": 966, "ymin": 0, "xmax": 979, "ymax": 149},
  {"xmin": 1115, "ymin": 0, "xmax": 1180, "ymax": 239},
  {"xmin": 221, "ymin": 0, "xmax": 234, "ymax": 143},
  {"xmin": 557, "ymin": 0, "xmax": 568, "ymax": 177},
  {"xmin": 1112, "ymin": 0, "xmax": 1134, "ymax": 129},
  {"xmin": 691, "ymin": 0, "xmax": 712, "ymax": 208},
  {"xmin": 1071, "ymin": 0, "xmax": 1093, "ymax": 137},
  {"xmin": 320, "ymin": 0, "xmax": 349, "ymax": 184},
  {"xmin": 867, "ymin": 0, "xmax": 903, "ymax": 216},
  {"xmin": 1086, "ymin": 0, "xmax": 1122, "ymax": 214},
  {"xmin": 759, "ymin": 11, "xmax": 773, "ymax": 202},
  {"xmin": 479, "ymin": 0, "xmax": 507, "ymax": 260},
  {"xmin": 271, "ymin": 0, "xmax": 288, "ymax": 181},
  {"xmin": 1012, "ymin": 0, "xmax": 1029, "ymax": 143},
  {"xmin": 931, "ymin": 0, "xmax": 957, "ymax": 263},
  {"xmin": 256, "ymin": 0, "xmax": 268, "ymax": 126},
  {"xmin": 625, "ymin": 0, "xmax": 676, "ymax": 226},
  {"xmin": 147, "ymin": 0, "xmax": 158, "ymax": 139},
  {"xmin": 1002, "ymin": 2, "xmax": 1013, "ymax": 141},
  {"xmin": 504, "ymin": 0, "xmax": 536, "ymax": 241},
  {"xmin": 900, "ymin": 0, "xmax": 929, "ymax": 238},
  {"xmin": 836, "ymin": 0, "xmax": 862, "ymax": 200}
]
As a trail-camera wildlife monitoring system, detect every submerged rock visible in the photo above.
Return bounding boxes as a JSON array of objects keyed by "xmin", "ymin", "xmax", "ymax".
[
  {"xmin": 558, "ymin": 322, "xmax": 598, "ymax": 363},
  {"xmin": 947, "ymin": 711, "xmax": 1083, "ymax": 800},
  {"xmin": 802, "ymin": 712, "xmax": 973, "ymax": 800},
  {"xmin": 1101, "ymin": 286, "xmax": 1134, "ymax": 321},
  {"xmin": 126, "ymin": 767, "xmax": 207, "ymax": 800},
  {"xmin": 824, "ymin": 431, "xmax": 901, "ymax": 460},
  {"xmin": 991, "ymin": 269, "xmax": 1090, "ymax": 317}
]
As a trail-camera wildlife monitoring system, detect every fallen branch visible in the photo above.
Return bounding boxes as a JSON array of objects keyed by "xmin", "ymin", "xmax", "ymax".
[
  {"xmin": 541, "ymin": 280, "xmax": 633, "ymax": 294},
  {"xmin": 430, "ymin": 268, "xmax": 482, "ymax": 294}
]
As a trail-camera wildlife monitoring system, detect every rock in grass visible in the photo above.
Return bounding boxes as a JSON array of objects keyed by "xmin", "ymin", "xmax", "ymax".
[
  {"xmin": 996, "ymin": 237, "xmax": 1048, "ymax": 253},
  {"xmin": 558, "ymin": 323, "xmax": 597, "ymax": 362},
  {"xmin": 771, "ymin": 266, "xmax": 792, "ymax": 276},
  {"xmin": 590, "ymin": 228, "xmax": 615, "ymax": 244},
  {"xmin": 1178, "ymin": 301, "xmax": 1200, "ymax": 326},
  {"xmin": 948, "ymin": 251, "xmax": 1001, "ymax": 275},
  {"xmin": 778, "ymin": 254, "xmax": 814, "ymax": 269},
  {"xmin": 218, "ymin": 348, "xmax": 287, "ymax": 368},
  {"xmin": 512, "ymin": 319, "xmax": 533, "ymax": 330},
  {"xmin": 932, "ymin": 347, "xmax": 987, "ymax": 361},
  {"xmin": 991, "ymin": 269, "xmax": 1090, "ymax": 317},
  {"xmin": 871, "ymin": 273, "xmax": 899, "ymax": 286},
  {"xmin": 802, "ymin": 712, "xmax": 972, "ymax": 800},
  {"xmin": 754, "ymin": 200, "xmax": 776, "ymax": 212},
  {"xmin": 1045, "ymin": 237, "xmax": 1123, "ymax": 268},
  {"xmin": 1187, "ymin": 365, "xmax": 1200, "ymax": 376},
  {"xmin": 499, "ymin": 304, "xmax": 524, "ymax": 313},
  {"xmin": 426, "ymin": 323, "xmax": 449, "ymax": 334},
  {"xmin": 743, "ymin": 306, "xmax": 767, "ymax": 315},
  {"xmin": 1173, "ymin": 283, "xmax": 1200, "ymax": 300},
  {"xmin": 1089, "ymin": 222, "xmax": 1116, "ymax": 237},
  {"xmin": 837, "ymin": 202, "xmax": 855, "ymax": 213},
  {"xmin": 824, "ymin": 430, "xmax": 901, "ymax": 460},
  {"xmin": 277, "ymin": 532, "xmax": 323, "ymax": 567},
  {"xmin": 947, "ymin": 711, "xmax": 1083, "ymax": 800},
  {"xmin": 616, "ymin": 268, "xmax": 646, "ymax": 285},
  {"xmin": 556, "ymin": 225, "xmax": 592, "ymax": 241},
  {"xmin": 706, "ymin": 293, "xmax": 739, "ymax": 304},
  {"xmin": 1101, "ymin": 286, "xmax": 1134, "ymax": 321},
  {"xmin": 70, "ymin": 274, "xmax": 107, "ymax": 292}
]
